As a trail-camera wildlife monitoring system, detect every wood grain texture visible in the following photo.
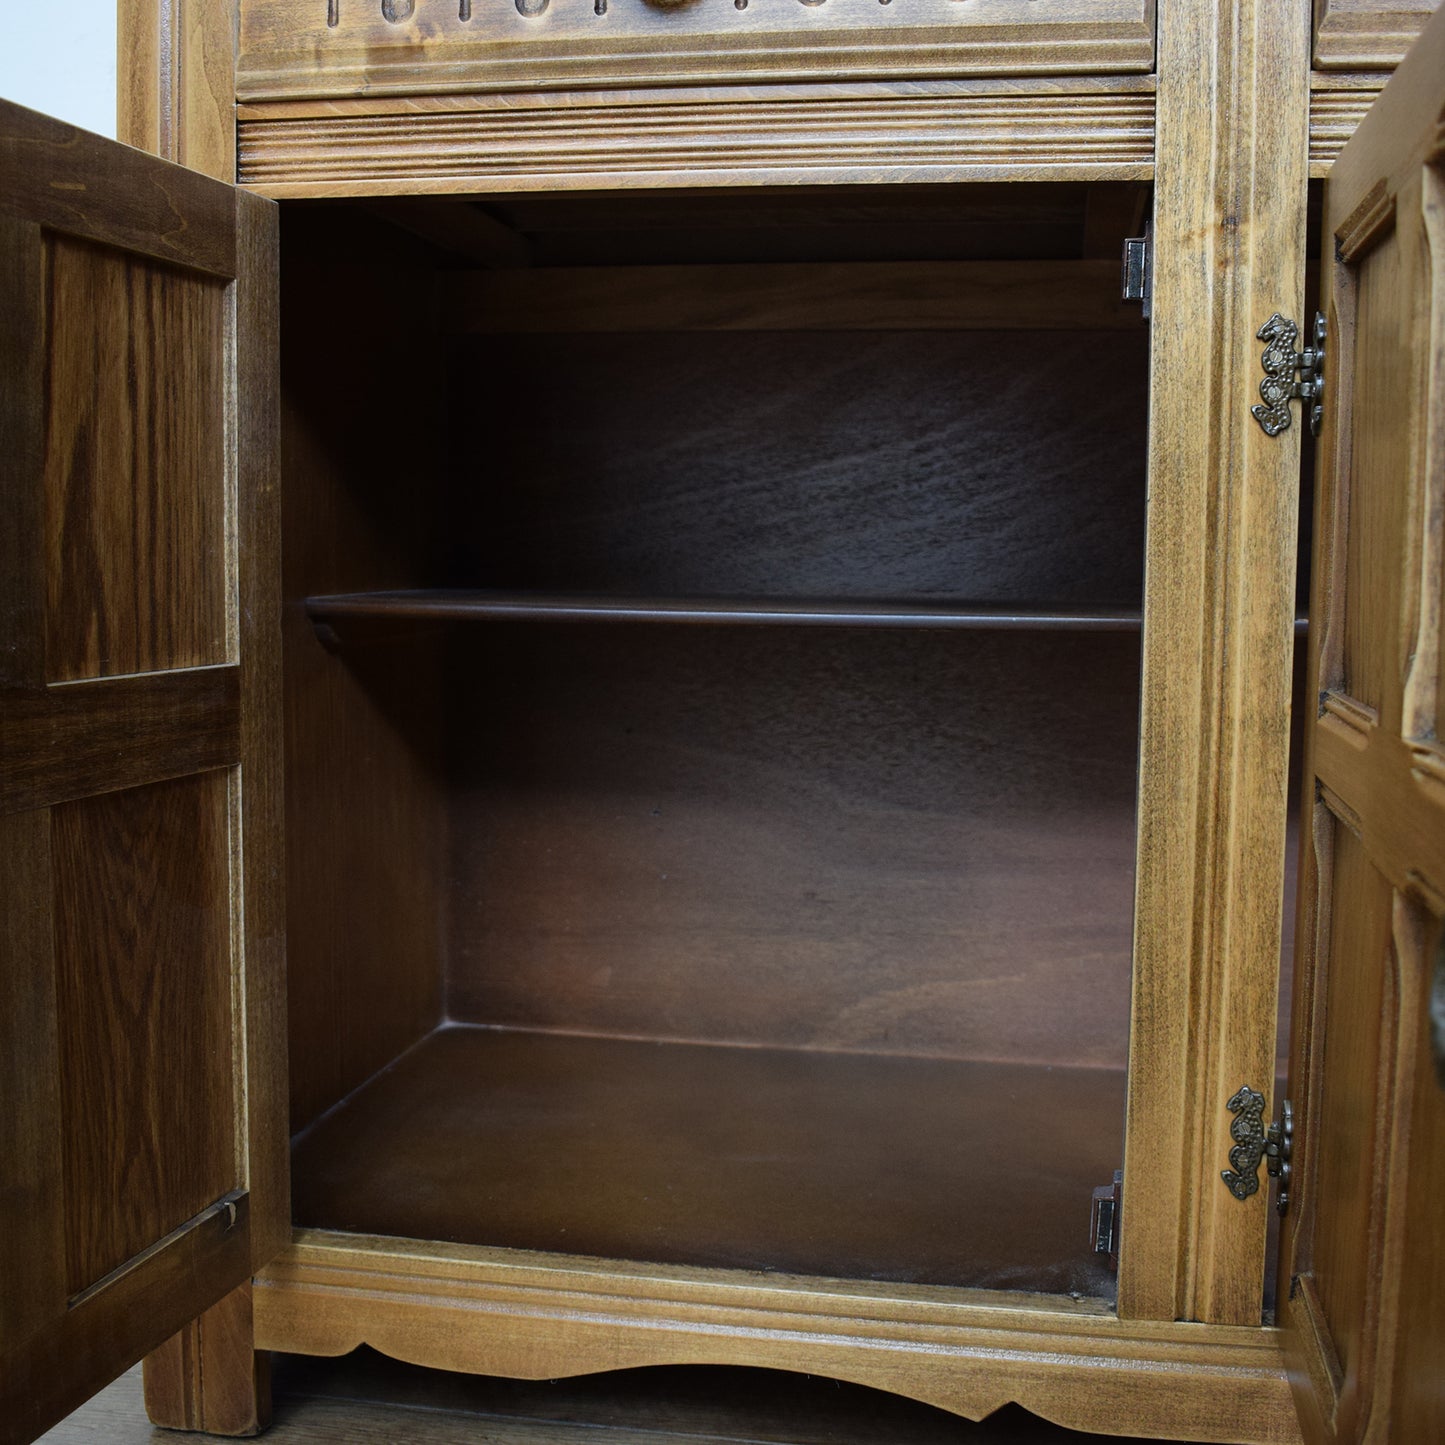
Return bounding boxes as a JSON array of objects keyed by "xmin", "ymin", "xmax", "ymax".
[
  {"xmin": 143, "ymin": 1284, "xmax": 271, "ymax": 1435},
  {"xmin": 1119, "ymin": 0, "xmax": 1310, "ymax": 1326},
  {"xmin": 444, "ymin": 627, "xmax": 1139, "ymax": 1069},
  {"xmin": 118, "ymin": 0, "xmax": 239, "ymax": 182},
  {"xmin": 1280, "ymin": 9, "xmax": 1445, "ymax": 1441},
  {"xmin": 237, "ymin": 0, "xmax": 1154, "ymax": 101},
  {"xmin": 234, "ymin": 183, "xmax": 289, "ymax": 1271},
  {"xmin": 0, "ymin": 215, "xmax": 44, "ymax": 690},
  {"xmin": 255, "ymin": 1233, "xmax": 1301, "ymax": 1445},
  {"xmin": 0, "ymin": 666, "xmax": 239, "ymax": 814},
  {"xmin": 41, "ymin": 1355, "xmax": 1249, "ymax": 1445},
  {"xmin": 448, "ymin": 329, "xmax": 1147, "ymax": 603},
  {"xmin": 291, "ymin": 1026, "xmax": 1124, "ymax": 1297},
  {"xmin": 236, "ymin": 85, "xmax": 1156, "ymax": 197},
  {"xmin": 1308, "ymin": 78, "xmax": 1386, "ymax": 177},
  {"xmin": 279, "ymin": 209, "xmax": 449, "ymax": 1135},
  {"xmin": 0, "ymin": 810, "xmax": 64, "ymax": 1357},
  {"xmin": 43, "ymin": 233, "xmax": 229, "ymax": 681},
  {"xmin": 51, "ymin": 771, "xmax": 238, "ymax": 1295},
  {"xmin": 1312, "ymin": 0, "xmax": 1439, "ymax": 68},
  {"xmin": 444, "ymin": 260, "xmax": 1145, "ymax": 333},
  {"xmin": 0, "ymin": 97, "xmax": 236, "ymax": 278},
  {"xmin": 1, "ymin": 1194, "xmax": 250, "ymax": 1445},
  {"xmin": 309, "ymin": 592, "xmax": 1147, "ymax": 633}
]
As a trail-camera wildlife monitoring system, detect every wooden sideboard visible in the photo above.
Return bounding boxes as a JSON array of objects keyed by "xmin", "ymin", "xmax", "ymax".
[{"xmin": 2, "ymin": 1, "xmax": 1442, "ymax": 1442}]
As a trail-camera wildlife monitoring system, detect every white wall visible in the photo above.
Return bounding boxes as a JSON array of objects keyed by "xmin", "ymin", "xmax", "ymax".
[{"xmin": 0, "ymin": 1, "xmax": 116, "ymax": 138}]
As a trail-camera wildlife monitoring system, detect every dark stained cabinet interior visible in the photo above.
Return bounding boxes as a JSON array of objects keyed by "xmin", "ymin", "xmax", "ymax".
[{"xmin": 278, "ymin": 185, "xmax": 1155, "ymax": 1303}]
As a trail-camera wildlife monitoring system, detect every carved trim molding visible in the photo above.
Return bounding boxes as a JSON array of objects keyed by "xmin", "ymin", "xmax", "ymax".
[
  {"xmin": 239, "ymin": 0, "xmax": 1155, "ymax": 100},
  {"xmin": 237, "ymin": 86, "xmax": 1156, "ymax": 196},
  {"xmin": 254, "ymin": 1232, "xmax": 1298, "ymax": 1445}
]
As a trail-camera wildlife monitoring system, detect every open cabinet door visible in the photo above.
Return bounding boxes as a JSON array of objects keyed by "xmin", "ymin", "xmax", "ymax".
[
  {"xmin": 0, "ymin": 102, "xmax": 283, "ymax": 1444},
  {"xmin": 1281, "ymin": 6, "xmax": 1445, "ymax": 1443}
]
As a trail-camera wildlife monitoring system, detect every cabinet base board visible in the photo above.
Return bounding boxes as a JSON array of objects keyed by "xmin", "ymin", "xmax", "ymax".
[{"xmin": 255, "ymin": 1230, "xmax": 1301, "ymax": 1444}]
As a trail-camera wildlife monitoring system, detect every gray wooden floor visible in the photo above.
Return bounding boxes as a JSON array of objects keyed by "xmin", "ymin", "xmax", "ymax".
[{"xmin": 39, "ymin": 1350, "xmax": 1204, "ymax": 1444}]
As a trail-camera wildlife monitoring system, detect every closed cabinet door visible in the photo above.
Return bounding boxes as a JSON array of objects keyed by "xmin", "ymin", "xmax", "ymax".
[
  {"xmin": 1282, "ymin": 4, "xmax": 1445, "ymax": 1441},
  {"xmin": 0, "ymin": 102, "xmax": 284, "ymax": 1445}
]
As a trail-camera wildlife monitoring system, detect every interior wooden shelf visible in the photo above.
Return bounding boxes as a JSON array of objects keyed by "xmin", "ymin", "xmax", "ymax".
[
  {"xmin": 306, "ymin": 590, "xmax": 1151, "ymax": 635},
  {"xmin": 289, "ymin": 1025, "xmax": 1126, "ymax": 1299},
  {"xmin": 308, "ymin": 592, "xmax": 1312, "ymax": 640}
]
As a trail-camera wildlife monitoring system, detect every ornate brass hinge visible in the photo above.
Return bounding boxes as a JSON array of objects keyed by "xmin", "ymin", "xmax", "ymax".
[
  {"xmin": 1252, "ymin": 312, "xmax": 1325, "ymax": 438},
  {"xmin": 1222, "ymin": 1087, "xmax": 1294, "ymax": 1216}
]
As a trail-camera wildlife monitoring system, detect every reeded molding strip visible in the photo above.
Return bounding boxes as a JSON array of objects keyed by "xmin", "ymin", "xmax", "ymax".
[
  {"xmin": 237, "ymin": 87, "xmax": 1155, "ymax": 196},
  {"xmin": 1309, "ymin": 79, "xmax": 1387, "ymax": 175}
]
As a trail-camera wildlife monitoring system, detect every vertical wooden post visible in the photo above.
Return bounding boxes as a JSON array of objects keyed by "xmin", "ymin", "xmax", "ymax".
[
  {"xmin": 1121, "ymin": 0, "xmax": 1312, "ymax": 1324},
  {"xmin": 118, "ymin": 0, "xmax": 238, "ymax": 183}
]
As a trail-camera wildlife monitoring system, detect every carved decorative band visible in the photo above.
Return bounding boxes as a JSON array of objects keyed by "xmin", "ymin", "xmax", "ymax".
[{"xmin": 238, "ymin": 91, "xmax": 1154, "ymax": 195}]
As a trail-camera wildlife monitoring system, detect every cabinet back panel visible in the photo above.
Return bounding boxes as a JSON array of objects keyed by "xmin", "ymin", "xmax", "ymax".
[
  {"xmin": 449, "ymin": 330, "xmax": 1148, "ymax": 604},
  {"xmin": 446, "ymin": 626, "xmax": 1139, "ymax": 1068}
]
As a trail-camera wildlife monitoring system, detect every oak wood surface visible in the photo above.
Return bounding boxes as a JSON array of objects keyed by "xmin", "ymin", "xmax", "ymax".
[
  {"xmin": 51, "ymin": 773, "xmax": 238, "ymax": 1295},
  {"xmin": 444, "ymin": 260, "xmax": 1146, "ymax": 333},
  {"xmin": 143, "ymin": 1285, "xmax": 271, "ymax": 1436},
  {"xmin": 443, "ymin": 627, "xmax": 1139, "ymax": 1068},
  {"xmin": 0, "ymin": 93, "xmax": 284, "ymax": 1444},
  {"xmin": 1311, "ymin": 0, "xmax": 1439, "ymax": 67},
  {"xmin": 278, "ymin": 209, "xmax": 450, "ymax": 1135},
  {"xmin": 43, "ymin": 234, "xmax": 228, "ymax": 681},
  {"xmin": 235, "ymin": 83, "xmax": 1157, "ymax": 197},
  {"xmin": 308, "ymin": 592, "xmax": 1148, "ymax": 633},
  {"xmin": 237, "ymin": 0, "xmax": 1154, "ymax": 101},
  {"xmin": 1281, "ymin": 7, "xmax": 1445, "ymax": 1441},
  {"xmin": 118, "ymin": 0, "xmax": 240, "ymax": 183},
  {"xmin": 0, "ymin": 99, "xmax": 236, "ymax": 277},
  {"xmin": 448, "ymin": 328, "xmax": 1147, "ymax": 603},
  {"xmin": 290, "ymin": 1024, "xmax": 1124, "ymax": 1297},
  {"xmin": 1119, "ymin": 0, "xmax": 1310, "ymax": 1327},
  {"xmin": 255, "ymin": 1234, "xmax": 1300, "ymax": 1444},
  {"xmin": 42, "ymin": 1356, "xmax": 1225, "ymax": 1445}
]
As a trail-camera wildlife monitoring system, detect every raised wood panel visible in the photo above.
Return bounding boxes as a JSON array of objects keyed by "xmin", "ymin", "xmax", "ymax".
[
  {"xmin": 51, "ymin": 772, "xmax": 238, "ymax": 1296},
  {"xmin": 44, "ymin": 235, "xmax": 229, "ymax": 682},
  {"xmin": 1338, "ymin": 214, "xmax": 1409, "ymax": 720},
  {"xmin": 1386, "ymin": 917, "xmax": 1445, "ymax": 1442},
  {"xmin": 1313, "ymin": 0, "xmax": 1440, "ymax": 68},
  {"xmin": 238, "ymin": 0, "xmax": 1154, "ymax": 102},
  {"xmin": 1304, "ymin": 821, "xmax": 1393, "ymax": 1432},
  {"xmin": 1283, "ymin": 8, "xmax": 1445, "ymax": 1440},
  {"xmin": 236, "ymin": 84, "xmax": 1156, "ymax": 197},
  {"xmin": 0, "ymin": 97, "xmax": 284, "ymax": 1439}
]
